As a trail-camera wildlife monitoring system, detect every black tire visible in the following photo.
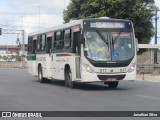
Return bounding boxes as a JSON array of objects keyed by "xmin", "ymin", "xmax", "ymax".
[
  {"xmin": 105, "ymin": 81, "xmax": 119, "ymax": 88},
  {"xmin": 65, "ymin": 69, "xmax": 75, "ymax": 88},
  {"xmin": 65, "ymin": 70, "xmax": 69, "ymax": 87},
  {"xmin": 38, "ymin": 66, "xmax": 46, "ymax": 83}
]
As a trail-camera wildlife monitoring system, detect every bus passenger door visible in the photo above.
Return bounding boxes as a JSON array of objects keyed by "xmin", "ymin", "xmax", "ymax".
[
  {"xmin": 46, "ymin": 37, "xmax": 52, "ymax": 78},
  {"xmin": 73, "ymin": 31, "xmax": 81, "ymax": 79},
  {"xmin": 73, "ymin": 31, "xmax": 81, "ymax": 55}
]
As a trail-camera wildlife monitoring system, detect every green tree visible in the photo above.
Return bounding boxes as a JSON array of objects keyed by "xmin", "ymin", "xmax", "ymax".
[
  {"xmin": 64, "ymin": 0, "xmax": 157, "ymax": 45},
  {"xmin": 15, "ymin": 55, "xmax": 18, "ymax": 61},
  {"xmin": 11, "ymin": 55, "xmax": 15, "ymax": 59},
  {"xmin": 2, "ymin": 56, "xmax": 7, "ymax": 61}
]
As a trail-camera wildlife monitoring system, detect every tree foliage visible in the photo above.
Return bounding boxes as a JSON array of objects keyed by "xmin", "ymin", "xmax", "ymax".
[
  {"xmin": 2, "ymin": 56, "xmax": 7, "ymax": 60},
  {"xmin": 63, "ymin": 0, "xmax": 157, "ymax": 45}
]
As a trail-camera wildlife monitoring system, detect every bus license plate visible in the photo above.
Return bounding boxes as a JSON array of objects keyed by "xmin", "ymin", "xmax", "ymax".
[{"xmin": 107, "ymin": 77, "xmax": 117, "ymax": 81}]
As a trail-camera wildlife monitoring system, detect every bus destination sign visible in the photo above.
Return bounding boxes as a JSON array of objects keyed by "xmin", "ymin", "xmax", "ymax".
[{"xmin": 90, "ymin": 22, "xmax": 125, "ymax": 29}]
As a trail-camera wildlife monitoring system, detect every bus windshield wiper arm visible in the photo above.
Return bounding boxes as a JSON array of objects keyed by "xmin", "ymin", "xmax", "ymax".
[
  {"xmin": 112, "ymin": 32, "xmax": 122, "ymax": 51},
  {"xmin": 96, "ymin": 30, "xmax": 109, "ymax": 45},
  {"xmin": 112, "ymin": 32, "xmax": 122, "ymax": 44}
]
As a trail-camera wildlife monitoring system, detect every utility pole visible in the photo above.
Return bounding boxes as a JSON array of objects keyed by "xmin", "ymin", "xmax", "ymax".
[
  {"xmin": 21, "ymin": 30, "xmax": 25, "ymax": 68},
  {"xmin": 37, "ymin": 6, "xmax": 43, "ymax": 30},
  {"xmin": 154, "ymin": 9, "xmax": 159, "ymax": 64}
]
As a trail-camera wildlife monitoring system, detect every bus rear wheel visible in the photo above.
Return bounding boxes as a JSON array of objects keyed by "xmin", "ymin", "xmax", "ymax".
[
  {"xmin": 104, "ymin": 81, "xmax": 119, "ymax": 88},
  {"xmin": 65, "ymin": 69, "xmax": 75, "ymax": 88},
  {"xmin": 38, "ymin": 66, "xmax": 46, "ymax": 83}
]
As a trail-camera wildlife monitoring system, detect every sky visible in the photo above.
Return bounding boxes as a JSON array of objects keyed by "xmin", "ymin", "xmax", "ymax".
[
  {"xmin": 0, "ymin": 0, "xmax": 70, "ymax": 45},
  {"xmin": 0, "ymin": 0, "xmax": 160, "ymax": 45}
]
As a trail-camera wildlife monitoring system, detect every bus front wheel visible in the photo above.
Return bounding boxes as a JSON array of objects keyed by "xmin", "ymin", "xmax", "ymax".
[
  {"xmin": 38, "ymin": 66, "xmax": 46, "ymax": 83},
  {"xmin": 65, "ymin": 69, "xmax": 75, "ymax": 88},
  {"xmin": 104, "ymin": 81, "xmax": 119, "ymax": 88}
]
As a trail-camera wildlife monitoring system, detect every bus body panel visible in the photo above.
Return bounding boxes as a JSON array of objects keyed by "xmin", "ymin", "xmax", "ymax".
[
  {"xmin": 51, "ymin": 53, "xmax": 77, "ymax": 81},
  {"xmin": 27, "ymin": 61, "xmax": 37, "ymax": 76},
  {"xmin": 36, "ymin": 54, "xmax": 52, "ymax": 79},
  {"xmin": 27, "ymin": 54, "xmax": 37, "ymax": 76},
  {"xmin": 80, "ymin": 56, "xmax": 137, "ymax": 82}
]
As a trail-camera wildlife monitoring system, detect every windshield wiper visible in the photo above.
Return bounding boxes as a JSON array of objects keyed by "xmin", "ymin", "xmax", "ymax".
[
  {"xmin": 112, "ymin": 32, "xmax": 122, "ymax": 51},
  {"xmin": 96, "ymin": 30, "xmax": 109, "ymax": 48},
  {"xmin": 112, "ymin": 32, "xmax": 122, "ymax": 44}
]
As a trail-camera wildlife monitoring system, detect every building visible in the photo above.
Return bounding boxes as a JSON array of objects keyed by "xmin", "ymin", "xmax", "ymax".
[{"xmin": 0, "ymin": 45, "xmax": 27, "ymax": 61}]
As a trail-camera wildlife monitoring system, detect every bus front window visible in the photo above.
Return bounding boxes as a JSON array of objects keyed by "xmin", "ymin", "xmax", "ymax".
[
  {"xmin": 84, "ymin": 31, "xmax": 134, "ymax": 62},
  {"xmin": 112, "ymin": 32, "xmax": 134, "ymax": 61},
  {"xmin": 84, "ymin": 31, "xmax": 111, "ymax": 61}
]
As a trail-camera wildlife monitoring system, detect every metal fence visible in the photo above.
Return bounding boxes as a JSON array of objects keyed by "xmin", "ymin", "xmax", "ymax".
[
  {"xmin": 0, "ymin": 61, "xmax": 27, "ymax": 68},
  {"xmin": 137, "ymin": 49, "xmax": 160, "ymax": 74}
]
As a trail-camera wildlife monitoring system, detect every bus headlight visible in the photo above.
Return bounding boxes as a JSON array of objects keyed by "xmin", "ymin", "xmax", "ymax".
[
  {"xmin": 128, "ymin": 63, "xmax": 136, "ymax": 73},
  {"xmin": 84, "ymin": 64, "xmax": 94, "ymax": 73}
]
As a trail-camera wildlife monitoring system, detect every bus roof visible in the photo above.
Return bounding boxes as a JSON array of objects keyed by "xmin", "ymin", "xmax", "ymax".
[
  {"xmin": 29, "ymin": 19, "xmax": 83, "ymax": 36},
  {"xmin": 28, "ymin": 18, "xmax": 132, "ymax": 36}
]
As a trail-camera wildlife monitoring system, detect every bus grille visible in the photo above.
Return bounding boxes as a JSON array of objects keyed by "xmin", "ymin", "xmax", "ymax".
[{"xmin": 97, "ymin": 75, "xmax": 125, "ymax": 80}]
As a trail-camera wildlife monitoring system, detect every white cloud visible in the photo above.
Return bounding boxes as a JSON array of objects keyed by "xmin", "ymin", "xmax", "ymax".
[
  {"xmin": 43, "ymin": 0, "xmax": 71, "ymax": 10},
  {"xmin": 20, "ymin": 13, "xmax": 63, "ymax": 33},
  {"xmin": 6, "ymin": 0, "xmax": 71, "ymax": 33},
  {"xmin": 10, "ymin": 0, "xmax": 71, "ymax": 12},
  {"xmin": 0, "ymin": 7, "xmax": 6, "ymax": 13},
  {"xmin": 155, "ymin": 0, "xmax": 160, "ymax": 8},
  {"xmin": 0, "ymin": 0, "xmax": 71, "ymax": 45}
]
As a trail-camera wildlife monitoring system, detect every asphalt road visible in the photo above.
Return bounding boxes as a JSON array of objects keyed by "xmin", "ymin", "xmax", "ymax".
[{"xmin": 0, "ymin": 68, "xmax": 160, "ymax": 120}]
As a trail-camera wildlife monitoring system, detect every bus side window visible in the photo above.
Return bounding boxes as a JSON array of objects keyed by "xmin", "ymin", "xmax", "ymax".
[
  {"xmin": 28, "ymin": 37, "xmax": 32, "ymax": 54},
  {"xmin": 37, "ymin": 35, "xmax": 42, "ymax": 52},
  {"xmin": 32, "ymin": 40, "xmax": 36, "ymax": 54},
  {"xmin": 54, "ymin": 31, "xmax": 63, "ymax": 51},
  {"xmin": 51, "ymin": 34, "xmax": 55, "ymax": 51},
  {"xmin": 64, "ymin": 29, "xmax": 71, "ymax": 50},
  {"xmin": 41, "ymin": 35, "xmax": 46, "ymax": 51},
  {"xmin": 46, "ymin": 37, "xmax": 52, "ymax": 53}
]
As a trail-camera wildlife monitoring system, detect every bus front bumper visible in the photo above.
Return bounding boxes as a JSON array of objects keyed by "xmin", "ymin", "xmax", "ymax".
[{"xmin": 79, "ymin": 70, "xmax": 136, "ymax": 83}]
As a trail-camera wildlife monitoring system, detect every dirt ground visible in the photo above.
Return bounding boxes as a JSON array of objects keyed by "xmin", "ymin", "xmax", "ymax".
[{"xmin": 136, "ymin": 74, "xmax": 160, "ymax": 82}]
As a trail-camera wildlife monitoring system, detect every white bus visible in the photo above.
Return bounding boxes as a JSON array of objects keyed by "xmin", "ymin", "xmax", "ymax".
[{"xmin": 27, "ymin": 18, "xmax": 138, "ymax": 88}]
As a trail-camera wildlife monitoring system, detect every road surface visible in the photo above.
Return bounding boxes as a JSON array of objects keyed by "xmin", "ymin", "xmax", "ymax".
[{"xmin": 0, "ymin": 68, "xmax": 160, "ymax": 120}]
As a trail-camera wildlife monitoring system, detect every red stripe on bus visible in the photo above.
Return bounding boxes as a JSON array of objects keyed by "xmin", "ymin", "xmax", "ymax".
[{"xmin": 56, "ymin": 54, "xmax": 72, "ymax": 57}]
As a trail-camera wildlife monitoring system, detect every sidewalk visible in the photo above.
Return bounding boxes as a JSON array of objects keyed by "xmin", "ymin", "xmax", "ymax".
[{"xmin": 136, "ymin": 74, "xmax": 160, "ymax": 83}]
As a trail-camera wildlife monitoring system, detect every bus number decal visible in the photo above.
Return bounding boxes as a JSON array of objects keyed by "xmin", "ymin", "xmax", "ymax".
[
  {"xmin": 100, "ymin": 69, "xmax": 108, "ymax": 73},
  {"xmin": 37, "ymin": 57, "xmax": 46, "ymax": 61},
  {"xmin": 56, "ymin": 59, "xmax": 65, "ymax": 63},
  {"xmin": 120, "ymin": 68, "xmax": 126, "ymax": 72}
]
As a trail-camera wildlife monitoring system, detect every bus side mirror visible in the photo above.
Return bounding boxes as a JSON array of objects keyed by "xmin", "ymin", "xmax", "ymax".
[{"xmin": 135, "ymin": 38, "xmax": 139, "ymax": 52}]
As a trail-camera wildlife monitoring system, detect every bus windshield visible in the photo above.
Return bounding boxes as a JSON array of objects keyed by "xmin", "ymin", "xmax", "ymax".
[{"xmin": 84, "ymin": 31, "xmax": 134, "ymax": 62}]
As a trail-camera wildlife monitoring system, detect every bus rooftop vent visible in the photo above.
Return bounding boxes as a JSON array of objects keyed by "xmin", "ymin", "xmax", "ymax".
[
  {"xmin": 98, "ymin": 17, "xmax": 110, "ymax": 19},
  {"xmin": 69, "ymin": 19, "xmax": 79, "ymax": 22}
]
